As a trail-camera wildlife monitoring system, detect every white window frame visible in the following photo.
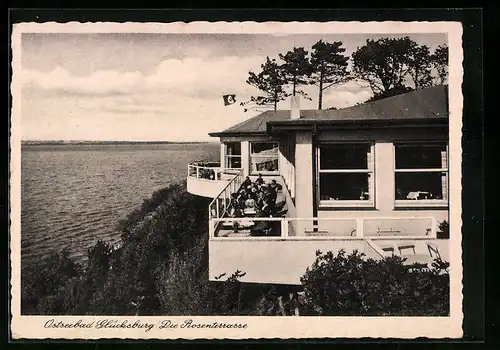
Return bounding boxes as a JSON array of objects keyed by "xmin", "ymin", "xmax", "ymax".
[
  {"xmin": 393, "ymin": 142, "xmax": 449, "ymax": 208},
  {"xmin": 317, "ymin": 142, "xmax": 375, "ymax": 208},
  {"xmin": 249, "ymin": 141, "xmax": 280, "ymax": 175},
  {"xmin": 224, "ymin": 142, "xmax": 242, "ymax": 172}
]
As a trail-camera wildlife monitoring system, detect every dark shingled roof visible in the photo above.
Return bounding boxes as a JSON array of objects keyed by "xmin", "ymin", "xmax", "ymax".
[{"xmin": 209, "ymin": 85, "xmax": 448, "ymax": 137}]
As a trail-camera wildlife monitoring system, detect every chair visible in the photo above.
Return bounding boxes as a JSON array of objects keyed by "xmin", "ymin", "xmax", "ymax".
[
  {"xmin": 397, "ymin": 243, "xmax": 416, "ymax": 256},
  {"xmin": 396, "ymin": 242, "xmax": 434, "ymax": 269},
  {"xmin": 427, "ymin": 241, "xmax": 442, "ymax": 260},
  {"xmin": 377, "ymin": 243, "xmax": 398, "ymax": 257}
]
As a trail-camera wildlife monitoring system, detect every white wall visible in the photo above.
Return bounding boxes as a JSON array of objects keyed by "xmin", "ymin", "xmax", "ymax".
[
  {"xmin": 186, "ymin": 177, "xmax": 230, "ymax": 198},
  {"xmin": 294, "ymin": 131, "xmax": 314, "ymax": 237},
  {"xmin": 219, "ymin": 143, "xmax": 226, "ymax": 172},
  {"xmin": 209, "ymin": 238, "xmax": 450, "ymax": 285},
  {"xmin": 241, "ymin": 141, "xmax": 250, "ymax": 177},
  {"xmin": 209, "ymin": 239, "xmax": 367, "ymax": 285}
]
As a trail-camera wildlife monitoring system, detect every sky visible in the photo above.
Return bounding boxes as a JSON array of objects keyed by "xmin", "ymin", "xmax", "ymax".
[{"xmin": 20, "ymin": 32, "xmax": 447, "ymax": 141}]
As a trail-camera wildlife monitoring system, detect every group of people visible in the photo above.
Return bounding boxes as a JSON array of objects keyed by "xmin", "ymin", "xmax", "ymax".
[
  {"xmin": 230, "ymin": 174, "xmax": 285, "ymax": 219},
  {"xmin": 227, "ymin": 174, "xmax": 287, "ymax": 236},
  {"xmin": 198, "ymin": 168, "xmax": 217, "ymax": 180}
]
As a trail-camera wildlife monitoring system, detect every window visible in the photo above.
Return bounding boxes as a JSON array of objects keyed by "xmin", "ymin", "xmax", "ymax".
[
  {"xmin": 317, "ymin": 143, "xmax": 374, "ymax": 207},
  {"xmin": 394, "ymin": 143, "xmax": 448, "ymax": 207},
  {"xmin": 225, "ymin": 142, "xmax": 241, "ymax": 169},
  {"xmin": 250, "ymin": 142, "xmax": 279, "ymax": 173}
]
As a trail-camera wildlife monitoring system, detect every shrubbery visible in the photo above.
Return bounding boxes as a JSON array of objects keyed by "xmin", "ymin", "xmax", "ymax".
[
  {"xmin": 437, "ymin": 220, "xmax": 450, "ymax": 239},
  {"xmin": 300, "ymin": 250, "xmax": 449, "ymax": 316},
  {"xmin": 21, "ymin": 181, "xmax": 450, "ymax": 316},
  {"xmin": 21, "ymin": 248, "xmax": 81, "ymax": 314}
]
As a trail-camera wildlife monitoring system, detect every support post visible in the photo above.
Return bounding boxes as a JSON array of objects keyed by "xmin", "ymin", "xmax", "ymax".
[
  {"xmin": 281, "ymin": 219, "xmax": 288, "ymax": 239},
  {"xmin": 241, "ymin": 141, "xmax": 250, "ymax": 177},
  {"xmin": 294, "ymin": 131, "xmax": 314, "ymax": 235},
  {"xmin": 356, "ymin": 219, "xmax": 364, "ymax": 238}
]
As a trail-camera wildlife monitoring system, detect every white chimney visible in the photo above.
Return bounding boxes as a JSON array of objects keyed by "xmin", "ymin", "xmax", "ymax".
[{"xmin": 290, "ymin": 95, "xmax": 300, "ymax": 120}]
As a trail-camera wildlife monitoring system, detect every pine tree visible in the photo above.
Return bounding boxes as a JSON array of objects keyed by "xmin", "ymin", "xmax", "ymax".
[
  {"xmin": 432, "ymin": 44, "xmax": 449, "ymax": 85},
  {"xmin": 278, "ymin": 47, "xmax": 312, "ymax": 97},
  {"xmin": 241, "ymin": 57, "xmax": 289, "ymax": 112},
  {"xmin": 309, "ymin": 40, "xmax": 350, "ymax": 110}
]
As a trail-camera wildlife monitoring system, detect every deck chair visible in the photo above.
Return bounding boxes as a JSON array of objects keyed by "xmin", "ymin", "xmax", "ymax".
[
  {"xmin": 396, "ymin": 241, "xmax": 434, "ymax": 269},
  {"xmin": 376, "ymin": 243, "xmax": 398, "ymax": 257},
  {"xmin": 426, "ymin": 241, "xmax": 442, "ymax": 260},
  {"xmin": 396, "ymin": 243, "xmax": 417, "ymax": 256}
]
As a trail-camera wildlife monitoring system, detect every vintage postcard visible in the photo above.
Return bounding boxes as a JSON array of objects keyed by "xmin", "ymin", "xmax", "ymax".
[{"xmin": 10, "ymin": 21, "xmax": 463, "ymax": 340}]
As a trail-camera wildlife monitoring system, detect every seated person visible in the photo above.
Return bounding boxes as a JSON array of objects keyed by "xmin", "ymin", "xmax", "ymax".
[
  {"xmin": 260, "ymin": 202, "xmax": 271, "ymax": 217},
  {"xmin": 237, "ymin": 193, "xmax": 247, "ymax": 209},
  {"xmin": 250, "ymin": 220, "xmax": 271, "ymax": 236},
  {"xmin": 273, "ymin": 200, "xmax": 288, "ymax": 216},
  {"xmin": 249, "ymin": 186, "xmax": 259, "ymax": 200},
  {"xmin": 250, "ymin": 204, "xmax": 281, "ymax": 237},
  {"xmin": 270, "ymin": 179, "xmax": 283, "ymax": 192},
  {"xmin": 255, "ymin": 190, "xmax": 266, "ymax": 208},
  {"xmin": 266, "ymin": 183, "xmax": 278, "ymax": 203},
  {"xmin": 264, "ymin": 193, "xmax": 276, "ymax": 216},
  {"xmin": 245, "ymin": 196, "xmax": 256, "ymax": 209},
  {"xmin": 236, "ymin": 188, "xmax": 245, "ymax": 199},
  {"xmin": 229, "ymin": 193, "xmax": 243, "ymax": 217},
  {"xmin": 254, "ymin": 173, "xmax": 265, "ymax": 186}
]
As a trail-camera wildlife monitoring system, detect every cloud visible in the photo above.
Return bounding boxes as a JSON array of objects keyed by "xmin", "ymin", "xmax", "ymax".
[
  {"xmin": 143, "ymin": 55, "xmax": 265, "ymax": 99},
  {"xmin": 20, "ymin": 54, "xmax": 373, "ymax": 141},
  {"xmin": 21, "ymin": 67, "xmax": 144, "ymax": 96},
  {"xmin": 321, "ymin": 81, "xmax": 373, "ymax": 108},
  {"xmin": 21, "ymin": 55, "xmax": 266, "ymax": 100}
]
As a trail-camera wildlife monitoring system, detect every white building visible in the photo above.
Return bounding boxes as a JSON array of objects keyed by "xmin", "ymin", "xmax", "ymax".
[{"xmin": 187, "ymin": 85, "xmax": 450, "ymax": 285}]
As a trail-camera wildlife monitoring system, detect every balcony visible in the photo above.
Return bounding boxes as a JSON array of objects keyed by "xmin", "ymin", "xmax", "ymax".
[
  {"xmin": 186, "ymin": 161, "xmax": 240, "ymax": 198},
  {"xmin": 207, "ymin": 173, "xmax": 449, "ymax": 285}
]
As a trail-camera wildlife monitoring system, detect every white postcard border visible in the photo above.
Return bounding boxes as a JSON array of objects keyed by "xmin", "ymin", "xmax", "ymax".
[{"xmin": 10, "ymin": 20, "xmax": 464, "ymax": 340}]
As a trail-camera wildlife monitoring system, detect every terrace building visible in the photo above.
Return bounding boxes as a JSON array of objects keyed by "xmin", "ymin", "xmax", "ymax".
[{"xmin": 187, "ymin": 85, "xmax": 450, "ymax": 285}]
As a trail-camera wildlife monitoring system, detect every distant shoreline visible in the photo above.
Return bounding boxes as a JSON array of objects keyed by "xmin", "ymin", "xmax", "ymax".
[{"xmin": 21, "ymin": 141, "xmax": 215, "ymax": 146}]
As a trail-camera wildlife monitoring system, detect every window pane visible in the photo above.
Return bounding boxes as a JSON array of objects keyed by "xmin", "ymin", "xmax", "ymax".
[
  {"xmin": 251, "ymin": 157, "xmax": 279, "ymax": 172},
  {"xmin": 395, "ymin": 144, "xmax": 446, "ymax": 169},
  {"xmin": 226, "ymin": 142, "xmax": 241, "ymax": 156},
  {"xmin": 250, "ymin": 142, "xmax": 279, "ymax": 172},
  {"xmin": 319, "ymin": 144, "xmax": 370, "ymax": 170},
  {"xmin": 319, "ymin": 173, "xmax": 370, "ymax": 201},
  {"xmin": 226, "ymin": 156, "xmax": 241, "ymax": 168},
  {"xmin": 251, "ymin": 142, "xmax": 278, "ymax": 155},
  {"xmin": 395, "ymin": 172, "xmax": 446, "ymax": 200}
]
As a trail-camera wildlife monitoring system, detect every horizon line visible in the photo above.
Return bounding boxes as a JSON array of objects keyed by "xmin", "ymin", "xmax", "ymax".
[{"xmin": 21, "ymin": 139, "xmax": 216, "ymax": 143}]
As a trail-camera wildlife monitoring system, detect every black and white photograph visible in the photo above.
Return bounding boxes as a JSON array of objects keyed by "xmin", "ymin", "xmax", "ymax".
[{"xmin": 10, "ymin": 21, "xmax": 463, "ymax": 339}]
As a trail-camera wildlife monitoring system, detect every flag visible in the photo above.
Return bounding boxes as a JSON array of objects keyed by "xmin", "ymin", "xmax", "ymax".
[{"xmin": 223, "ymin": 94, "xmax": 236, "ymax": 106}]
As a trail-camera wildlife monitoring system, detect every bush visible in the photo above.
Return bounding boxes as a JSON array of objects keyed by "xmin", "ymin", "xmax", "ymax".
[
  {"xmin": 299, "ymin": 250, "xmax": 449, "ymax": 316},
  {"xmin": 21, "ymin": 248, "xmax": 82, "ymax": 314}
]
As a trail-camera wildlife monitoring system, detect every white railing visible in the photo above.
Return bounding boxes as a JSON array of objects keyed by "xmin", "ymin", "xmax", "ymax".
[
  {"xmin": 208, "ymin": 169, "xmax": 245, "ymax": 221},
  {"xmin": 209, "ymin": 216, "xmax": 437, "ymax": 240},
  {"xmin": 187, "ymin": 161, "xmax": 223, "ymax": 181}
]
